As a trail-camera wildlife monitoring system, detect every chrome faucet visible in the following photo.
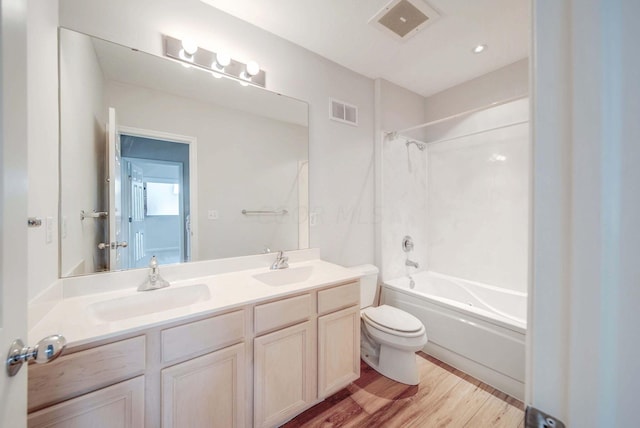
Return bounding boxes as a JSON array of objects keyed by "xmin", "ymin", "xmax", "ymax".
[
  {"xmin": 270, "ymin": 251, "xmax": 289, "ymax": 270},
  {"xmin": 138, "ymin": 255, "xmax": 170, "ymax": 291},
  {"xmin": 406, "ymin": 259, "xmax": 419, "ymax": 269}
]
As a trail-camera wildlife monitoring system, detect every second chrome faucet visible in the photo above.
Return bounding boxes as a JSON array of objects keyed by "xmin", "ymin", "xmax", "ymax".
[{"xmin": 270, "ymin": 251, "xmax": 289, "ymax": 270}]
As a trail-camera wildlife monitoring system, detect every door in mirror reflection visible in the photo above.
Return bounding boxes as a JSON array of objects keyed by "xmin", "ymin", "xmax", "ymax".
[
  {"xmin": 119, "ymin": 131, "xmax": 193, "ymax": 270},
  {"xmin": 106, "ymin": 107, "xmax": 124, "ymax": 270}
]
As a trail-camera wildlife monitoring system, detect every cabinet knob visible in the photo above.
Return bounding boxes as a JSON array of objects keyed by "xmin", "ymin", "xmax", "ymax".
[{"xmin": 6, "ymin": 334, "xmax": 67, "ymax": 377}]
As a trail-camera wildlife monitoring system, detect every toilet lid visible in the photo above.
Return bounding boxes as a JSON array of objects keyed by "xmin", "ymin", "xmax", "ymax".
[{"xmin": 362, "ymin": 305, "xmax": 423, "ymax": 333}]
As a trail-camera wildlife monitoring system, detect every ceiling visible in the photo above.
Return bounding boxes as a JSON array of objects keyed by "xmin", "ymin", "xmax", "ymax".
[{"xmin": 200, "ymin": 0, "xmax": 529, "ymax": 97}]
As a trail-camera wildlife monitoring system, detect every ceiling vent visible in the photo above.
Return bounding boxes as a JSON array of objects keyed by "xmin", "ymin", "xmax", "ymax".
[
  {"xmin": 370, "ymin": 0, "xmax": 440, "ymax": 41},
  {"xmin": 330, "ymin": 99, "xmax": 358, "ymax": 126}
]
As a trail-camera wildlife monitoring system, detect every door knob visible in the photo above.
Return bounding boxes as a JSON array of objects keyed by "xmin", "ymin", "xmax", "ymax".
[
  {"xmin": 98, "ymin": 241, "xmax": 128, "ymax": 250},
  {"xmin": 6, "ymin": 334, "xmax": 67, "ymax": 377}
]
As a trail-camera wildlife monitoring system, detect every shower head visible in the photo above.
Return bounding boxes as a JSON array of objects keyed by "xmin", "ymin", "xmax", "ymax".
[{"xmin": 406, "ymin": 140, "xmax": 426, "ymax": 151}]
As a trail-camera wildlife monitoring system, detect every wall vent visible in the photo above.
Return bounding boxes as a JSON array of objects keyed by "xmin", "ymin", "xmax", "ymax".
[
  {"xmin": 330, "ymin": 99, "xmax": 358, "ymax": 126},
  {"xmin": 369, "ymin": 0, "xmax": 440, "ymax": 41}
]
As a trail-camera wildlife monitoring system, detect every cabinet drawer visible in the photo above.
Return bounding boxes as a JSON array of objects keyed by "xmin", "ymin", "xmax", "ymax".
[
  {"xmin": 28, "ymin": 376, "xmax": 145, "ymax": 428},
  {"xmin": 254, "ymin": 294, "xmax": 311, "ymax": 335},
  {"xmin": 162, "ymin": 309, "xmax": 245, "ymax": 363},
  {"xmin": 318, "ymin": 281, "xmax": 360, "ymax": 315},
  {"xmin": 28, "ymin": 336, "xmax": 145, "ymax": 412}
]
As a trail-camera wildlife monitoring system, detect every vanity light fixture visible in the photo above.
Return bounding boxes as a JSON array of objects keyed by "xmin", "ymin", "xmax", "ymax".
[
  {"xmin": 180, "ymin": 38, "xmax": 198, "ymax": 61},
  {"xmin": 213, "ymin": 51, "xmax": 231, "ymax": 70},
  {"xmin": 246, "ymin": 60, "xmax": 260, "ymax": 76},
  {"xmin": 472, "ymin": 44, "xmax": 487, "ymax": 54},
  {"xmin": 164, "ymin": 35, "xmax": 266, "ymax": 88},
  {"xmin": 240, "ymin": 60, "xmax": 260, "ymax": 83}
]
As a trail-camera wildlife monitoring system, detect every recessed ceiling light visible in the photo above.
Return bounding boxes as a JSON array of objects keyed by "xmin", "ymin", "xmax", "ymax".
[{"xmin": 472, "ymin": 44, "xmax": 487, "ymax": 54}]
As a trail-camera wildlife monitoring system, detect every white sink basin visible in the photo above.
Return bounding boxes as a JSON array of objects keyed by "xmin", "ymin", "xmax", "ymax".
[
  {"xmin": 88, "ymin": 284, "xmax": 211, "ymax": 322},
  {"xmin": 253, "ymin": 266, "xmax": 314, "ymax": 286}
]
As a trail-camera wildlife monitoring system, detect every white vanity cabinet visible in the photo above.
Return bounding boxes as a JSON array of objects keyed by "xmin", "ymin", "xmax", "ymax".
[
  {"xmin": 27, "ymin": 309, "xmax": 248, "ymax": 428},
  {"xmin": 28, "ymin": 279, "xmax": 361, "ymax": 428},
  {"xmin": 253, "ymin": 281, "xmax": 360, "ymax": 428},
  {"xmin": 253, "ymin": 295, "xmax": 316, "ymax": 428},
  {"xmin": 162, "ymin": 343, "xmax": 246, "ymax": 428},
  {"xmin": 27, "ymin": 336, "xmax": 146, "ymax": 428},
  {"xmin": 160, "ymin": 310, "xmax": 247, "ymax": 428},
  {"xmin": 317, "ymin": 282, "xmax": 361, "ymax": 397}
]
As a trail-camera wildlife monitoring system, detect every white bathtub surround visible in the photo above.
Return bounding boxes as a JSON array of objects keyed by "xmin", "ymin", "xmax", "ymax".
[
  {"xmin": 383, "ymin": 271, "xmax": 525, "ymax": 399},
  {"xmin": 380, "ymin": 133, "xmax": 428, "ymax": 281},
  {"xmin": 425, "ymin": 98, "xmax": 529, "ymax": 293}
]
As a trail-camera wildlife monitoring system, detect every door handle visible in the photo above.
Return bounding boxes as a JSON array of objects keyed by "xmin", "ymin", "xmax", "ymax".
[
  {"xmin": 6, "ymin": 334, "xmax": 67, "ymax": 377},
  {"xmin": 98, "ymin": 241, "xmax": 128, "ymax": 250}
]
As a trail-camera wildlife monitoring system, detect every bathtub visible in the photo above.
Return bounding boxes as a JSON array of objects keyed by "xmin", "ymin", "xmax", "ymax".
[{"xmin": 381, "ymin": 271, "xmax": 526, "ymax": 400}]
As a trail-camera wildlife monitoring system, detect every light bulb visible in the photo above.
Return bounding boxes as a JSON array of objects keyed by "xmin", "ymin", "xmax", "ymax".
[
  {"xmin": 246, "ymin": 60, "xmax": 260, "ymax": 76},
  {"xmin": 216, "ymin": 51, "xmax": 231, "ymax": 68},
  {"xmin": 181, "ymin": 39, "xmax": 198, "ymax": 56},
  {"xmin": 472, "ymin": 44, "xmax": 487, "ymax": 54}
]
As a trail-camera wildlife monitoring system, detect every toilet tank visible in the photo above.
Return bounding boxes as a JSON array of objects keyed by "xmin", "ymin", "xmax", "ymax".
[{"xmin": 348, "ymin": 264, "xmax": 379, "ymax": 309}]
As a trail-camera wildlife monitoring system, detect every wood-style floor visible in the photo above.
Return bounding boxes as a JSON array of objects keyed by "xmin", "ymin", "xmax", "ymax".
[{"xmin": 283, "ymin": 352, "xmax": 524, "ymax": 428}]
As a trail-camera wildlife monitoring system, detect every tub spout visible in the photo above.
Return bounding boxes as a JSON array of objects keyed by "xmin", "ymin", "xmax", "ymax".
[{"xmin": 406, "ymin": 259, "xmax": 419, "ymax": 269}]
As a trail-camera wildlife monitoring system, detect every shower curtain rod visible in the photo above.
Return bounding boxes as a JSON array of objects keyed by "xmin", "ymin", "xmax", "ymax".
[
  {"xmin": 422, "ymin": 119, "xmax": 529, "ymax": 146},
  {"xmin": 385, "ymin": 94, "xmax": 528, "ymax": 137}
]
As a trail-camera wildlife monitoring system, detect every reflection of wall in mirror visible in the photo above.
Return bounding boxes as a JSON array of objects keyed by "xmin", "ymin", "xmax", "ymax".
[
  {"xmin": 59, "ymin": 30, "xmax": 107, "ymax": 276},
  {"xmin": 105, "ymin": 80, "xmax": 307, "ymax": 261}
]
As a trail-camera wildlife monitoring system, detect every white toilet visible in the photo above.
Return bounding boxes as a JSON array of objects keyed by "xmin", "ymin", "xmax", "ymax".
[{"xmin": 350, "ymin": 265, "xmax": 428, "ymax": 385}]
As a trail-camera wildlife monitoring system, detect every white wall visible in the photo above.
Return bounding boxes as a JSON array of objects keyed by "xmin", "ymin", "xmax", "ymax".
[
  {"xmin": 58, "ymin": 0, "xmax": 375, "ymax": 270},
  {"xmin": 59, "ymin": 29, "xmax": 107, "ymax": 276},
  {"xmin": 107, "ymin": 80, "xmax": 307, "ymax": 260},
  {"xmin": 27, "ymin": 0, "xmax": 59, "ymax": 299},
  {"xmin": 424, "ymin": 59, "xmax": 529, "ymax": 122}
]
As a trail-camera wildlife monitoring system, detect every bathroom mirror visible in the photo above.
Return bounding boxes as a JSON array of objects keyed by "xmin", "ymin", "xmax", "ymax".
[{"xmin": 59, "ymin": 28, "xmax": 309, "ymax": 277}]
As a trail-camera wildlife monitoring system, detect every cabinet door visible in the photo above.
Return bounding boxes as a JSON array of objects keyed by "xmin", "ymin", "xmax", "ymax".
[
  {"xmin": 318, "ymin": 305, "xmax": 361, "ymax": 398},
  {"xmin": 254, "ymin": 321, "xmax": 315, "ymax": 428},
  {"xmin": 27, "ymin": 376, "xmax": 144, "ymax": 428},
  {"xmin": 162, "ymin": 342, "xmax": 245, "ymax": 428}
]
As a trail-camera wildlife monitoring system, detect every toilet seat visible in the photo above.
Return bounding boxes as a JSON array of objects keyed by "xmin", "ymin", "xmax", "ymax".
[{"xmin": 362, "ymin": 305, "xmax": 425, "ymax": 338}]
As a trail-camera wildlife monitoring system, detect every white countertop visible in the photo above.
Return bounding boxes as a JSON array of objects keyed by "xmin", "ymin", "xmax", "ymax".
[{"xmin": 29, "ymin": 259, "xmax": 361, "ymax": 349}]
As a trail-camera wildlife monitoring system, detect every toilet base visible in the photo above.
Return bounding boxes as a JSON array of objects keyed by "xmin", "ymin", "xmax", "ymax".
[{"xmin": 361, "ymin": 345, "xmax": 420, "ymax": 385}]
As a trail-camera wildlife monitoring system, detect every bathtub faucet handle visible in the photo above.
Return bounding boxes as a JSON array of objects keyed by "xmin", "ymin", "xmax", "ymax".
[{"xmin": 402, "ymin": 236, "xmax": 414, "ymax": 252}]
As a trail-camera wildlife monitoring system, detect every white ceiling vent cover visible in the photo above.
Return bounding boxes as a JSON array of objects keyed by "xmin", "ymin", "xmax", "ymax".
[
  {"xmin": 330, "ymin": 99, "xmax": 358, "ymax": 126},
  {"xmin": 370, "ymin": 0, "xmax": 440, "ymax": 41}
]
